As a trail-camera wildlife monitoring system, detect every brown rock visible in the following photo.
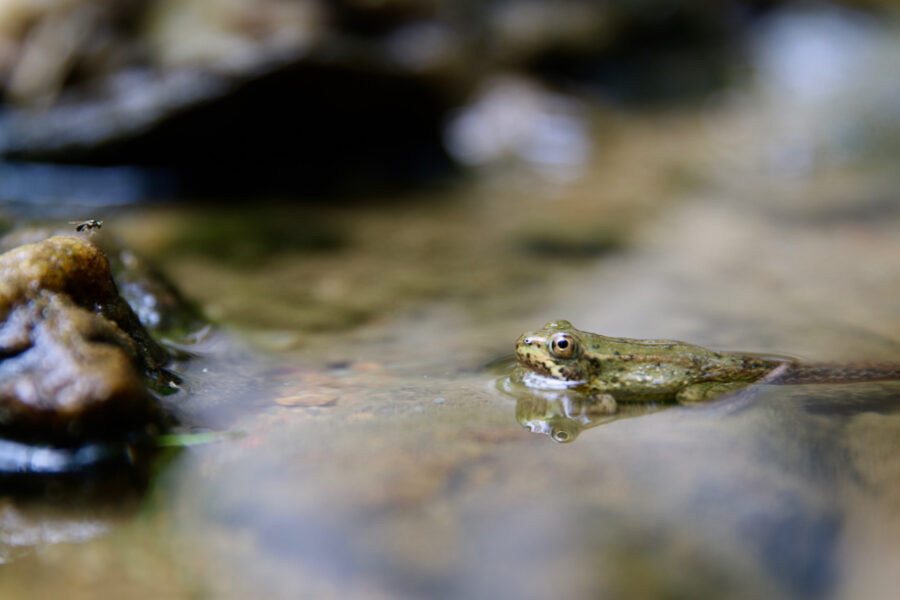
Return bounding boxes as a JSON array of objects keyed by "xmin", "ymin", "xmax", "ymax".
[{"xmin": 0, "ymin": 236, "xmax": 169, "ymax": 443}]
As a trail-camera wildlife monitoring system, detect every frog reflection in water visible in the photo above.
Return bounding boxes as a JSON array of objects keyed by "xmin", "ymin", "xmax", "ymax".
[
  {"xmin": 511, "ymin": 320, "xmax": 900, "ymax": 442},
  {"xmin": 513, "ymin": 391, "xmax": 665, "ymax": 443}
]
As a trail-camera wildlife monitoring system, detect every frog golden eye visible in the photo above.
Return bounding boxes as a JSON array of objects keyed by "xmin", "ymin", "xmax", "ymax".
[{"xmin": 549, "ymin": 333, "xmax": 576, "ymax": 358}]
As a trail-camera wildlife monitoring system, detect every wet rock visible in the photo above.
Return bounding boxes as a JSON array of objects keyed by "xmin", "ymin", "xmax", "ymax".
[
  {"xmin": 103, "ymin": 243, "xmax": 204, "ymax": 337},
  {"xmin": 0, "ymin": 227, "xmax": 203, "ymax": 337},
  {"xmin": 0, "ymin": 235, "xmax": 169, "ymax": 444}
]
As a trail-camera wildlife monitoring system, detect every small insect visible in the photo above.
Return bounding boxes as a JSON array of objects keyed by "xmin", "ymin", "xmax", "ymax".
[{"xmin": 69, "ymin": 219, "xmax": 103, "ymax": 233}]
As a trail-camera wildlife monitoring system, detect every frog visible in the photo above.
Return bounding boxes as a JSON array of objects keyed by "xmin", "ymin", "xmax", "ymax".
[{"xmin": 514, "ymin": 320, "xmax": 900, "ymax": 410}]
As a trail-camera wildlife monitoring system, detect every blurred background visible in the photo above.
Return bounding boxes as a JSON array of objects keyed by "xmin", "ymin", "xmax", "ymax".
[
  {"xmin": 0, "ymin": 0, "xmax": 896, "ymax": 203},
  {"xmin": 1, "ymin": 2, "xmax": 900, "ymax": 600}
]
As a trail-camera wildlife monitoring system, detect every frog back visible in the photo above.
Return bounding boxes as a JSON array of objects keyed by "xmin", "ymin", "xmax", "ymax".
[{"xmin": 581, "ymin": 334, "xmax": 772, "ymax": 400}]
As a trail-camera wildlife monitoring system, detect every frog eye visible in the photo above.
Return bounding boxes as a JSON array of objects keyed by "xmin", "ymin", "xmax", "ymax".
[{"xmin": 549, "ymin": 333, "xmax": 577, "ymax": 358}]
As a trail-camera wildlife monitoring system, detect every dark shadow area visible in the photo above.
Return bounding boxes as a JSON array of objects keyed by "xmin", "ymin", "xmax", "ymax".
[{"xmin": 1, "ymin": 62, "xmax": 457, "ymax": 199}]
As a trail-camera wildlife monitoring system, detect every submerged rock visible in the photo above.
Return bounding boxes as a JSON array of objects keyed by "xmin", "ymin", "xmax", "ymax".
[{"xmin": 0, "ymin": 235, "xmax": 170, "ymax": 445}]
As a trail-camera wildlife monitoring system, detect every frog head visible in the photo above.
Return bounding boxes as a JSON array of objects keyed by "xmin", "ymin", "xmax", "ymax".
[{"xmin": 514, "ymin": 320, "xmax": 589, "ymax": 385}]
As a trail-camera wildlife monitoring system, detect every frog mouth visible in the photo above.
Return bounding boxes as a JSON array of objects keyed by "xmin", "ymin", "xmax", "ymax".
[
  {"xmin": 514, "ymin": 346, "xmax": 551, "ymax": 377},
  {"xmin": 522, "ymin": 371, "xmax": 586, "ymax": 390}
]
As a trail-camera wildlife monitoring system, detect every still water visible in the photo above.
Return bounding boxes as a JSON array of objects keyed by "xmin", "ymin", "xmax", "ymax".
[{"xmin": 2, "ymin": 14, "xmax": 900, "ymax": 598}]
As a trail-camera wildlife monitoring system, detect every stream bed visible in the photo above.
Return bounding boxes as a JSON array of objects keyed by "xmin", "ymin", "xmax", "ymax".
[{"xmin": 1, "ymin": 6, "xmax": 900, "ymax": 599}]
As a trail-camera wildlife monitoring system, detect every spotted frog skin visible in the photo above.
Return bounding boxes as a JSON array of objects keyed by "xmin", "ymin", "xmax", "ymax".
[{"xmin": 515, "ymin": 320, "xmax": 900, "ymax": 405}]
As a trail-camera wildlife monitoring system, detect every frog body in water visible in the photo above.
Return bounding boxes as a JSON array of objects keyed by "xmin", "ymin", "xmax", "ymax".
[{"xmin": 515, "ymin": 320, "xmax": 900, "ymax": 407}]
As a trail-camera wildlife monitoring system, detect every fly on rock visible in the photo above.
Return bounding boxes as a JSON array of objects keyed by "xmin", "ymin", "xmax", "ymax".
[{"xmin": 70, "ymin": 219, "xmax": 103, "ymax": 233}]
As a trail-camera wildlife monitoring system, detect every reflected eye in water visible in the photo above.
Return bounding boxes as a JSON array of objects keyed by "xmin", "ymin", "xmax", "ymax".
[
  {"xmin": 550, "ymin": 421, "xmax": 579, "ymax": 443},
  {"xmin": 550, "ymin": 333, "xmax": 576, "ymax": 358},
  {"xmin": 552, "ymin": 429, "xmax": 572, "ymax": 443}
]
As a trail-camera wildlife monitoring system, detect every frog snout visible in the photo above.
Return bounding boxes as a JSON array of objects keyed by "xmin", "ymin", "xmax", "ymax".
[
  {"xmin": 515, "ymin": 333, "xmax": 536, "ymax": 351},
  {"xmin": 516, "ymin": 332, "xmax": 542, "ymax": 347},
  {"xmin": 514, "ymin": 335, "xmax": 527, "ymax": 359},
  {"xmin": 515, "ymin": 333, "xmax": 546, "ymax": 364}
]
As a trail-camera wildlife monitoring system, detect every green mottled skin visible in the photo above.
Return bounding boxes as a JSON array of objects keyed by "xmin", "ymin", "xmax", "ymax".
[{"xmin": 515, "ymin": 320, "xmax": 900, "ymax": 404}]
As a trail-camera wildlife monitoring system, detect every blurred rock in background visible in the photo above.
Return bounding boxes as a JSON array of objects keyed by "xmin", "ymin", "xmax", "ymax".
[{"xmin": 0, "ymin": 0, "xmax": 895, "ymax": 201}]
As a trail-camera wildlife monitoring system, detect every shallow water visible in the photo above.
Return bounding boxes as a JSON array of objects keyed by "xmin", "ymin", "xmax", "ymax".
[
  {"xmin": 4, "ymin": 119, "xmax": 899, "ymax": 600},
  {"xmin": 3, "ymin": 12, "xmax": 900, "ymax": 599}
]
